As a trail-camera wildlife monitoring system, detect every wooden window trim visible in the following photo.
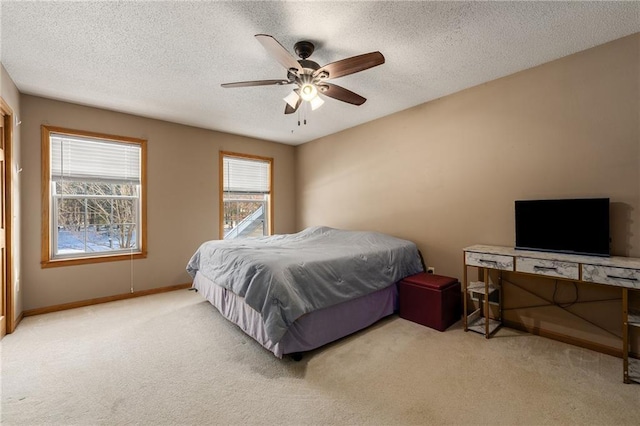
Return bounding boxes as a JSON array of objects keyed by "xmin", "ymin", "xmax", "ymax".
[
  {"xmin": 219, "ymin": 151, "xmax": 274, "ymax": 239},
  {"xmin": 41, "ymin": 125, "xmax": 147, "ymax": 268}
]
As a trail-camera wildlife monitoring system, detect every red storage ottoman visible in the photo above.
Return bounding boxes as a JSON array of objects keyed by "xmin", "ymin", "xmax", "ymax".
[{"xmin": 398, "ymin": 272, "xmax": 462, "ymax": 331}]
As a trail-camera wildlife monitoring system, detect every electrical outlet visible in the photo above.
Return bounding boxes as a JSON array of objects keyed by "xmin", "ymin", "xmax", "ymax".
[{"xmin": 427, "ymin": 267, "xmax": 435, "ymax": 274}]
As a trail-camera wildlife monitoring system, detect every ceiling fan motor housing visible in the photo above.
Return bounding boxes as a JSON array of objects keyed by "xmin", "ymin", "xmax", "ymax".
[{"xmin": 297, "ymin": 59, "xmax": 320, "ymax": 72}]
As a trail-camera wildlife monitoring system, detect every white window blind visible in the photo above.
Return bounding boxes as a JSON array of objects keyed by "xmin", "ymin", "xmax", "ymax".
[
  {"xmin": 223, "ymin": 156, "xmax": 270, "ymax": 193},
  {"xmin": 51, "ymin": 133, "xmax": 141, "ymax": 184}
]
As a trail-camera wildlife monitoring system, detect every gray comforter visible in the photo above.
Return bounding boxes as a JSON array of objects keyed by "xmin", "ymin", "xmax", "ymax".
[{"xmin": 186, "ymin": 226, "xmax": 423, "ymax": 343}]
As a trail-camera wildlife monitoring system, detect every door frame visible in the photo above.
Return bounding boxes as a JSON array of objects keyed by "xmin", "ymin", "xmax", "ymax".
[{"xmin": 0, "ymin": 96, "xmax": 14, "ymax": 336}]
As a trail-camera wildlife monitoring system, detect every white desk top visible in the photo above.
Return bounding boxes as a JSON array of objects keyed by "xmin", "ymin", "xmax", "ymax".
[{"xmin": 464, "ymin": 244, "xmax": 640, "ymax": 269}]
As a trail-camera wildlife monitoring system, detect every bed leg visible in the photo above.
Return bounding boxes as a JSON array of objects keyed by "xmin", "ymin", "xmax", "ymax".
[{"xmin": 291, "ymin": 352, "xmax": 303, "ymax": 362}]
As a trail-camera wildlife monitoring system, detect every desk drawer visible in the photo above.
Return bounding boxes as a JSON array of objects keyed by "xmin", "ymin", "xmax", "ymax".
[
  {"xmin": 582, "ymin": 264, "xmax": 640, "ymax": 289},
  {"xmin": 465, "ymin": 252, "xmax": 514, "ymax": 271},
  {"xmin": 516, "ymin": 257, "xmax": 579, "ymax": 280}
]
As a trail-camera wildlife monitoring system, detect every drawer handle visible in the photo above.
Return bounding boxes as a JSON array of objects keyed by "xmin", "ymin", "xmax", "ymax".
[
  {"xmin": 534, "ymin": 266, "xmax": 558, "ymax": 272},
  {"xmin": 606, "ymin": 274, "xmax": 638, "ymax": 282},
  {"xmin": 480, "ymin": 259, "xmax": 497, "ymax": 264}
]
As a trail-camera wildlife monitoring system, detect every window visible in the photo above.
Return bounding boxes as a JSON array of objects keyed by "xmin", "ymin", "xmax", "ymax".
[
  {"xmin": 41, "ymin": 126, "xmax": 147, "ymax": 267},
  {"xmin": 220, "ymin": 151, "xmax": 273, "ymax": 239}
]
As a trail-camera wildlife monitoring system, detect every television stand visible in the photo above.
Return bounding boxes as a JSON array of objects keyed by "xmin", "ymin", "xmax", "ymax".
[{"xmin": 463, "ymin": 245, "xmax": 639, "ymax": 384}]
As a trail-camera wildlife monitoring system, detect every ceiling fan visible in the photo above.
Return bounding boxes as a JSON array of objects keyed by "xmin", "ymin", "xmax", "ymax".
[{"xmin": 221, "ymin": 34, "xmax": 385, "ymax": 114}]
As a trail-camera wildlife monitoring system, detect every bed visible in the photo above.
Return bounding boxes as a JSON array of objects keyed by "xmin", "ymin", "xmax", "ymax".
[{"xmin": 186, "ymin": 226, "xmax": 423, "ymax": 357}]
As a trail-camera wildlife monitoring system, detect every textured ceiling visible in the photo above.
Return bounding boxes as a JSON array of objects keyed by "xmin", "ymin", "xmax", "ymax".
[{"xmin": 1, "ymin": 1, "xmax": 639, "ymax": 145}]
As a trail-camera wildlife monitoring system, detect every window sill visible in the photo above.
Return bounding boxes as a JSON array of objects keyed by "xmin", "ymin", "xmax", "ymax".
[{"xmin": 41, "ymin": 251, "xmax": 147, "ymax": 268}]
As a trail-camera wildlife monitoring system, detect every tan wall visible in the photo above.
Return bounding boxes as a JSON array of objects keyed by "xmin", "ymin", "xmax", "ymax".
[
  {"xmin": 296, "ymin": 34, "xmax": 639, "ymax": 350},
  {"xmin": 1, "ymin": 63, "xmax": 22, "ymax": 323},
  {"xmin": 21, "ymin": 96, "xmax": 296, "ymax": 310}
]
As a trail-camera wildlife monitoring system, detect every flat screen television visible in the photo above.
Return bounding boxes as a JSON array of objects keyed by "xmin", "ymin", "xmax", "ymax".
[{"xmin": 515, "ymin": 198, "xmax": 610, "ymax": 257}]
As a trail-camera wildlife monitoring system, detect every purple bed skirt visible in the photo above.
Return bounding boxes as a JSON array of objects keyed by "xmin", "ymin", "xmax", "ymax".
[{"xmin": 192, "ymin": 271, "xmax": 397, "ymax": 358}]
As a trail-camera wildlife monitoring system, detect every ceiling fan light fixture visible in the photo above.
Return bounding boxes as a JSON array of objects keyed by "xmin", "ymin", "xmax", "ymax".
[
  {"xmin": 299, "ymin": 83, "xmax": 318, "ymax": 101},
  {"xmin": 283, "ymin": 91, "xmax": 300, "ymax": 108},
  {"xmin": 310, "ymin": 96, "xmax": 324, "ymax": 111}
]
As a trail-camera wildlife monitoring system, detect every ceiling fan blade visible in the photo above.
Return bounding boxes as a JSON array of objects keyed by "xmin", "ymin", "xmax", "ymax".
[
  {"xmin": 255, "ymin": 34, "xmax": 301, "ymax": 73},
  {"xmin": 284, "ymin": 98, "xmax": 302, "ymax": 114},
  {"xmin": 320, "ymin": 83, "xmax": 366, "ymax": 105},
  {"xmin": 221, "ymin": 79, "xmax": 291, "ymax": 88},
  {"xmin": 314, "ymin": 51, "xmax": 385, "ymax": 80}
]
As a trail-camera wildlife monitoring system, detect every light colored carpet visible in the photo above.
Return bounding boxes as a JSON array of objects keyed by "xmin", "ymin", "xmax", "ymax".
[{"xmin": 1, "ymin": 289, "xmax": 638, "ymax": 425}]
